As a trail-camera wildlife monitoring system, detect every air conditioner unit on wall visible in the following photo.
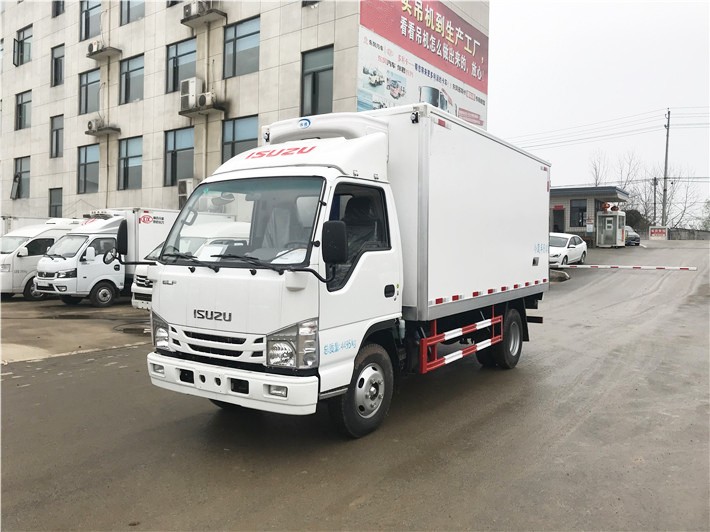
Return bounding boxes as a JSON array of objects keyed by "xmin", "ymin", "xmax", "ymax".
[
  {"xmin": 87, "ymin": 118, "xmax": 105, "ymax": 131},
  {"xmin": 88, "ymin": 40, "xmax": 104, "ymax": 55},
  {"xmin": 180, "ymin": 77, "xmax": 203, "ymax": 111},
  {"xmin": 198, "ymin": 91, "xmax": 216, "ymax": 107},
  {"xmin": 183, "ymin": 0, "xmax": 208, "ymax": 18},
  {"xmin": 177, "ymin": 179, "xmax": 195, "ymax": 208}
]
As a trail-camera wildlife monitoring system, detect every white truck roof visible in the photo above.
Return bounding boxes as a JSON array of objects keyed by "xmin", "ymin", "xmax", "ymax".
[{"xmin": 1, "ymin": 219, "xmax": 82, "ymax": 238}]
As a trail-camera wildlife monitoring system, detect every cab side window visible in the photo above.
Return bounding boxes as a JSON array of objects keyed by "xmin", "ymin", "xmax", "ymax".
[
  {"xmin": 327, "ymin": 184, "xmax": 389, "ymax": 291},
  {"xmin": 88, "ymin": 238, "xmax": 116, "ymax": 257},
  {"xmin": 25, "ymin": 238, "xmax": 54, "ymax": 256}
]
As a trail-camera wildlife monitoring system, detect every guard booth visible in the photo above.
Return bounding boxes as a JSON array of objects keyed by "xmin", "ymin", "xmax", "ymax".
[{"xmin": 596, "ymin": 206, "xmax": 626, "ymax": 247}]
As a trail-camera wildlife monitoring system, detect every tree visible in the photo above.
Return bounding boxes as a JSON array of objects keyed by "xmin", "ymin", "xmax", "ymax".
[
  {"xmin": 698, "ymin": 200, "xmax": 710, "ymax": 231},
  {"xmin": 589, "ymin": 149, "xmax": 608, "ymax": 186}
]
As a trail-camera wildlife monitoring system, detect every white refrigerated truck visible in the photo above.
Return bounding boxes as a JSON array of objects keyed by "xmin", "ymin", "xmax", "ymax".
[
  {"xmin": 0, "ymin": 219, "xmax": 82, "ymax": 300},
  {"xmin": 123, "ymin": 104, "xmax": 550, "ymax": 437},
  {"xmin": 36, "ymin": 208, "xmax": 177, "ymax": 307}
]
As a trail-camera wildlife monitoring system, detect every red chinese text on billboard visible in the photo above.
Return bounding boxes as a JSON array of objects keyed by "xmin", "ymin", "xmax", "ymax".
[{"xmin": 360, "ymin": 0, "xmax": 489, "ymax": 94}]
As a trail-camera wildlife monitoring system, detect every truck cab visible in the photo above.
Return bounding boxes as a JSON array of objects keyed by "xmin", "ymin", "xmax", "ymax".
[{"xmin": 0, "ymin": 219, "xmax": 81, "ymax": 301}]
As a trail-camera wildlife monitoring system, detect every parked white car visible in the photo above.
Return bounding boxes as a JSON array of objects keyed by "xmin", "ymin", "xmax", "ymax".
[{"xmin": 549, "ymin": 232, "xmax": 587, "ymax": 267}]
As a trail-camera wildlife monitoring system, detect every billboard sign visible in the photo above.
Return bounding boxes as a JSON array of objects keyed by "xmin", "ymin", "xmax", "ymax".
[{"xmin": 358, "ymin": 0, "xmax": 489, "ymax": 127}]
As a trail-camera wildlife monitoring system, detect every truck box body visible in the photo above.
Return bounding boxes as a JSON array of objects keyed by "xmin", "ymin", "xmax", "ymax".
[
  {"xmin": 143, "ymin": 104, "xmax": 550, "ymax": 436},
  {"xmin": 376, "ymin": 107, "xmax": 550, "ymax": 320}
]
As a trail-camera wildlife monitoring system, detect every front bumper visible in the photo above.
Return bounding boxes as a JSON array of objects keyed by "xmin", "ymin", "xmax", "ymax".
[
  {"xmin": 34, "ymin": 276, "xmax": 78, "ymax": 295},
  {"xmin": 147, "ymin": 351, "xmax": 319, "ymax": 415}
]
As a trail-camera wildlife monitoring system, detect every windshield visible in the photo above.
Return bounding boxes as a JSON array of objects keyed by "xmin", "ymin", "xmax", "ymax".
[
  {"xmin": 162, "ymin": 176, "xmax": 324, "ymax": 269},
  {"xmin": 46, "ymin": 235, "xmax": 89, "ymax": 258},
  {"xmin": 0, "ymin": 236, "xmax": 30, "ymax": 254},
  {"xmin": 549, "ymin": 236, "xmax": 568, "ymax": 248}
]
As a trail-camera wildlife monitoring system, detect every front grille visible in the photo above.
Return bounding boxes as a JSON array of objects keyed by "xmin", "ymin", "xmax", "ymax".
[
  {"xmin": 36, "ymin": 284, "xmax": 54, "ymax": 291},
  {"xmin": 134, "ymin": 276, "xmax": 152, "ymax": 288},
  {"xmin": 184, "ymin": 330, "xmax": 246, "ymax": 345},
  {"xmin": 172, "ymin": 325, "xmax": 265, "ymax": 363},
  {"xmin": 37, "ymin": 271, "xmax": 54, "ymax": 279},
  {"xmin": 134, "ymin": 293, "xmax": 152, "ymax": 302}
]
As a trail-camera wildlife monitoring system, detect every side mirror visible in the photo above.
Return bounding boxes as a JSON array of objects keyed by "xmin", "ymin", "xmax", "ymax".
[
  {"xmin": 17, "ymin": 247, "xmax": 28, "ymax": 257},
  {"xmin": 116, "ymin": 219, "xmax": 128, "ymax": 256},
  {"xmin": 103, "ymin": 248, "xmax": 118, "ymax": 265},
  {"xmin": 568, "ymin": 244, "xmax": 576, "ymax": 249},
  {"xmin": 84, "ymin": 247, "xmax": 96, "ymax": 261},
  {"xmin": 322, "ymin": 221, "xmax": 347, "ymax": 264}
]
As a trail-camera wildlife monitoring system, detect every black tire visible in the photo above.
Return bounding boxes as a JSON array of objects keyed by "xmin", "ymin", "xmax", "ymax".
[
  {"xmin": 579, "ymin": 251, "xmax": 586, "ymax": 265},
  {"xmin": 89, "ymin": 281, "xmax": 116, "ymax": 307},
  {"xmin": 476, "ymin": 350, "xmax": 497, "ymax": 368},
  {"xmin": 561, "ymin": 256, "xmax": 568, "ymax": 266},
  {"xmin": 491, "ymin": 308, "xmax": 524, "ymax": 370},
  {"xmin": 23, "ymin": 277, "xmax": 46, "ymax": 301},
  {"xmin": 328, "ymin": 343, "xmax": 394, "ymax": 438},
  {"xmin": 1, "ymin": 293, "xmax": 14, "ymax": 301},
  {"xmin": 60, "ymin": 295, "xmax": 83, "ymax": 305},
  {"xmin": 209, "ymin": 399, "xmax": 243, "ymax": 412}
]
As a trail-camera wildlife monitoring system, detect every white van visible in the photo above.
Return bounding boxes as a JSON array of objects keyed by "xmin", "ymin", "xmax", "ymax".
[{"xmin": 0, "ymin": 219, "xmax": 82, "ymax": 301}]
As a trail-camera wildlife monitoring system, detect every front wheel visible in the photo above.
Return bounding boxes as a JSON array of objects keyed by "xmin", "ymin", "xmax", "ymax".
[
  {"xmin": 579, "ymin": 251, "xmax": 586, "ymax": 264},
  {"xmin": 23, "ymin": 277, "xmax": 46, "ymax": 301},
  {"xmin": 561, "ymin": 256, "xmax": 568, "ymax": 266},
  {"xmin": 491, "ymin": 308, "xmax": 523, "ymax": 369},
  {"xmin": 60, "ymin": 295, "xmax": 83, "ymax": 305},
  {"xmin": 328, "ymin": 344, "xmax": 394, "ymax": 438},
  {"xmin": 90, "ymin": 281, "xmax": 116, "ymax": 307}
]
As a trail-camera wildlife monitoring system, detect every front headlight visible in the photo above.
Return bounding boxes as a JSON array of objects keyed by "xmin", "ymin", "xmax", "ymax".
[
  {"xmin": 0, "ymin": 264, "xmax": 10, "ymax": 273},
  {"xmin": 151, "ymin": 311, "xmax": 172, "ymax": 351},
  {"xmin": 266, "ymin": 319, "xmax": 319, "ymax": 369},
  {"xmin": 57, "ymin": 268, "xmax": 77, "ymax": 278}
]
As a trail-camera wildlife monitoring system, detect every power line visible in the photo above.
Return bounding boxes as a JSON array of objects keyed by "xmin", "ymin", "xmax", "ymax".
[{"xmin": 521, "ymin": 126, "xmax": 663, "ymax": 149}]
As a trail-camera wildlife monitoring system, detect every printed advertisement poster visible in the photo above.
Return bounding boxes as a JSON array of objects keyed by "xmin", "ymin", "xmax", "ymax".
[{"xmin": 358, "ymin": 0, "xmax": 488, "ymax": 128}]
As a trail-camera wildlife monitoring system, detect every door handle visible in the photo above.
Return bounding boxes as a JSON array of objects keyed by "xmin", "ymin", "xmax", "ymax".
[{"xmin": 384, "ymin": 284, "xmax": 395, "ymax": 298}]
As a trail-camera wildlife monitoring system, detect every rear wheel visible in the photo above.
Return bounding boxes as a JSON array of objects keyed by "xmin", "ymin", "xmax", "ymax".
[
  {"xmin": 1, "ymin": 293, "xmax": 14, "ymax": 301},
  {"xmin": 476, "ymin": 351, "xmax": 497, "ymax": 368},
  {"xmin": 89, "ymin": 281, "xmax": 115, "ymax": 307},
  {"xmin": 491, "ymin": 308, "xmax": 523, "ymax": 369},
  {"xmin": 23, "ymin": 277, "xmax": 46, "ymax": 301},
  {"xmin": 60, "ymin": 295, "xmax": 83, "ymax": 305},
  {"xmin": 329, "ymin": 343, "xmax": 393, "ymax": 438}
]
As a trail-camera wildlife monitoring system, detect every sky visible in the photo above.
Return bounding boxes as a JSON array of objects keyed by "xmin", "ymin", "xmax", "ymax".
[{"xmin": 486, "ymin": 0, "xmax": 709, "ymax": 213}]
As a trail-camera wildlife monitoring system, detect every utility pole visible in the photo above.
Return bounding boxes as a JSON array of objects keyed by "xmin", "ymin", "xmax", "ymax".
[
  {"xmin": 661, "ymin": 109, "xmax": 671, "ymax": 226},
  {"xmin": 653, "ymin": 177, "xmax": 657, "ymax": 224}
]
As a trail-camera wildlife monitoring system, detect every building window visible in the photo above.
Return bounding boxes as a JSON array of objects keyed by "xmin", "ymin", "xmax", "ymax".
[
  {"xmin": 222, "ymin": 116, "xmax": 258, "ymax": 162},
  {"xmin": 49, "ymin": 188, "xmax": 63, "ymax": 216},
  {"xmin": 15, "ymin": 90, "xmax": 31, "ymax": 130},
  {"xmin": 118, "ymin": 137, "xmax": 143, "ymax": 190},
  {"xmin": 79, "ymin": 68, "xmax": 100, "ymax": 115},
  {"xmin": 13, "ymin": 25, "xmax": 32, "ymax": 66},
  {"xmin": 80, "ymin": 0, "xmax": 101, "ymax": 41},
  {"xmin": 166, "ymin": 0, "xmax": 181, "ymax": 6},
  {"xmin": 570, "ymin": 199, "xmax": 587, "ymax": 227},
  {"xmin": 52, "ymin": 1, "xmax": 65, "ymax": 17},
  {"xmin": 164, "ymin": 127, "xmax": 194, "ymax": 186},
  {"xmin": 120, "ymin": 0, "xmax": 144, "ymax": 25},
  {"xmin": 51, "ymin": 44, "xmax": 64, "ymax": 86},
  {"xmin": 224, "ymin": 17, "xmax": 260, "ymax": 79},
  {"xmin": 12, "ymin": 157, "xmax": 30, "ymax": 199},
  {"xmin": 50, "ymin": 115, "xmax": 64, "ymax": 158},
  {"xmin": 78, "ymin": 144, "xmax": 100, "ymax": 194},
  {"xmin": 166, "ymin": 38, "xmax": 196, "ymax": 93},
  {"xmin": 302, "ymin": 46, "xmax": 333, "ymax": 116},
  {"xmin": 120, "ymin": 55, "xmax": 144, "ymax": 104}
]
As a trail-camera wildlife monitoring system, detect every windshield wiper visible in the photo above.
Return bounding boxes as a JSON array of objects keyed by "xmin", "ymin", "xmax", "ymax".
[
  {"xmin": 162, "ymin": 252, "xmax": 220, "ymax": 273},
  {"xmin": 44, "ymin": 253, "xmax": 66, "ymax": 260},
  {"xmin": 210, "ymin": 253, "xmax": 284, "ymax": 274}
]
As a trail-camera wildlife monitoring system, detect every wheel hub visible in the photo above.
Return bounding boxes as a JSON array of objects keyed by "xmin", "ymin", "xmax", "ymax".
[{"xmin": 354, "ymin": 363, "xmax": 385, "ymax": 419}]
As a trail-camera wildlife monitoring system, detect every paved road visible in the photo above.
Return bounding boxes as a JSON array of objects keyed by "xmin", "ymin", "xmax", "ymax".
[{"xmin": 2, "ymin": 241, "xmax": 708, "ymax": 530}]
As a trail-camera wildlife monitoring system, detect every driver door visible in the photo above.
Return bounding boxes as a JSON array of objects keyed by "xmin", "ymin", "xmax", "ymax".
[{"xmin": 77, "ymin": 237, "xmax": 122, "ymax": 293}]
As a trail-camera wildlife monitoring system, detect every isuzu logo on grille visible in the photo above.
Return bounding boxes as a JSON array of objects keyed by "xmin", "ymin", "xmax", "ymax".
[{"xmin": 193, "ymin": 310, "xmax": 232, "ymax": 322}]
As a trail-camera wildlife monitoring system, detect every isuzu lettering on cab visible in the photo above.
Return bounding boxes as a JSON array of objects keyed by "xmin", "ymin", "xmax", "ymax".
[{"xmin": 114, "ymin": 104, "xmax": 550, "ymax": 437}]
